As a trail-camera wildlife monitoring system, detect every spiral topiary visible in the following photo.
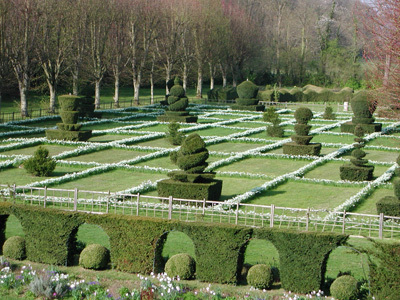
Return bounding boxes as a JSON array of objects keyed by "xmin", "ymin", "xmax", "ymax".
[
  {"xmin": 3, "ymin": 236, "xmax": 26, "ymax": 260},
  {"xmin": 167, "ymin": 77, "xmax": 189, "ymax": 112},
  {"xmin": 246, "ymin": 264, "xmax": 273, "ymax": 290},
  {"xmin": 330, "ymin": 275, "xmax": 359, "ymax": 300},
  {"xmin": 79, "ymin": 244, "xmax": 110, "ymax": 270},
  {"xmin": 165, "ymin": 253, "xmax": 196, "ymax": 280}
]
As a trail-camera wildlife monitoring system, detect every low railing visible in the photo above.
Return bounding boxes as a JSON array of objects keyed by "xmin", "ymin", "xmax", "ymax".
[
  {"xmin": 1, "ymin": 184, "xmax": 399, "ymax": 240},
  {"xmin": 260, "ymin": 101, "xmax": 352, "ymax": 113},
  {"xmin": 0, "ymin": 108, "xmax": 60, "ymax": 123}
]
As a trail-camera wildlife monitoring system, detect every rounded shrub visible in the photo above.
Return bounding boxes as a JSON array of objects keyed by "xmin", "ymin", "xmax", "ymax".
[
  {"xmin": 3, "ymin": 236, "xmax": 26, "ymax": 260},
  {"xmin": 170, "ymin": 85, "xmax": 185, "ymax": 98},
  {"xmin": 330, "ymin": 275, "xmax": 359, "ymax": 300},
  {"xmin": 24, "ymin": 146, "xmax": 56, "ymax": 177},
  {"xmin": 247, "ymin": 264, "xmax": 273, "ymax": 290},
  {"xmin": 79, "ymin": 244, "xmax": 110, "ymax": 270},
  {"xmin": 165, "ymin": 253, "xmax": 196, "ymax": 280},
  {"xmin": 294, "ymin": 107, "xmax": 313, "ymax": 124},
  {"xmin": 236, "ymin": 80, "xmax": 259, "ymax": 99}
]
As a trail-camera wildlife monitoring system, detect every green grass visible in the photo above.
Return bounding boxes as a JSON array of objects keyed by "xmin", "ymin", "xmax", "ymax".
[
  {"xmin": 0, "ymin": 144, "xmax": 76, "ymax": 156},
  {"xmin": 207, "ymin": 142, "xmax": 270, "ymax": 153},
  {"xmin": 64, "ymin": 148, "xmax": 153, "ymax": 164}
]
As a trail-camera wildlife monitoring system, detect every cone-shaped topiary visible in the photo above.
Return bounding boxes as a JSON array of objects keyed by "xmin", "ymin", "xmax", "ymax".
[
  {"xmin": 323, "ymin": 106, "xmax": 336, "ymax": 120},
  {"xmin": 283, "ymin": 107, "xmax": 321, "ymax": 156},
  {"xmin": 158, "ymin": 133, "xmax": 223, "ymax": 200},
  {"xmin": 232, "ymin": 80, "xmax": 264, "ymax": 111},
  {"xmin": 165, "ymin": 253, "xmax": 196, "ymax": 280},
  {"xmin": 340, "ymin": 125, "xmax": 374, "ymax": 181},
  {"xmin": 330, "ymin": 275, "xmax": 359, "ymax": 300},
  {"xmin": 166, "ymin": 121, "xmax": 185, "ymax": 145},
  {"xmin": 341, "ymin": 91, "xmax": 382, "ymax": 133},
  {"xmin": 79, "ymin": 244, "xmax": 110, "ymax": 270},
  {"xmin": 247, "ymin": 264, "xmax": 273, "ymax": 290},
  {"xmin": 264, "ymin": 107, "xmax": 284, "ymax": 137},
  {"xmin": 24, "ymin": 146, "xmax": 56, "ymax": 177},
  {"xmin": 3, "ymin": 236, "xmax": 26, "ymax": 260}
]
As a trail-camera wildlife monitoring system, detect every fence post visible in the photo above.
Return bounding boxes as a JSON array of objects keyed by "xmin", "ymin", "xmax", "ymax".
[
  {"xmin": 235, "ymin": 202, "xmax": 239, "ymax": 225},
  {"xmin": 306, "ymin": 207, "xmax": 310, "ymax": 231},
  {"xmin": 168, "ymin": 196, "xmax": 173, "ymax": 220},
  {"xmin": 106, "ymin": 190, "xmax": 110, "ymax": 213},
  {"xmin": 379, "ymin": 213, "xmax": 384, "ymax": 239},
  {"xmin": 73, "ymin": 188, "xmax": 78, "ymax": 211},
  {"xmin": 39, "ymin": 108, "xmax": 42, "ymax": 117},
  {"xmin": 270, "ymin": 204, "xmax": 275, "ymax": 228},
  {"xmin": 136, "ymin": 193, "xmax": 140, "ymax": 216},
  {"xmin": 202, "ymin": 198, "xmax": 206, "ymax": 215},
  {"xmin": 342, "ymin": 210, "xmax": 346, "ymax": 234},
  {"xmin": 43, "ymin": 186, "xmax": 47, "ymax": 208},
  {"xmin": 12, "ymin": 112, "xmax": 14, "ymax": 121}
]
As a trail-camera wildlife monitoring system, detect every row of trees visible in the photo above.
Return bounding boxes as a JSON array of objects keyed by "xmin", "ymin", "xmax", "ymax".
[{"xmin": 0, "ymin": 0, "xmax": 382, "ymax": 116}]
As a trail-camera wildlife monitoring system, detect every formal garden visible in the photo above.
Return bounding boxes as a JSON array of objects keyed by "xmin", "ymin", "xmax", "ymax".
[{"xmin": 0, "ymin": 82, "xmax": 398, "ymax": 299}]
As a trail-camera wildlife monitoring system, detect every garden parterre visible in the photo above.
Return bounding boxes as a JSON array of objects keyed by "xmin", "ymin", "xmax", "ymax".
[{"xmin": 0, "ymin": 104, "xmax": 399, "ymax": 219}]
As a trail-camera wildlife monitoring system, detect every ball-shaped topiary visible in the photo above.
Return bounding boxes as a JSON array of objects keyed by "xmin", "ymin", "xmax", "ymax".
[
  {"xmin": 165, "ymin": 253, "xmax": 196, "ymax": 280},
  {"xmin": 247, "ymin": 264, "xmax": 273, "ymax": 290},
  {"xmin": 294, "ymin": 107, "xmax": 313, "ymax": 124},
  {"xmin": 79, "ymin": 244, "xmax": 110, "ymax": 270},
  {"xmin": 3, "ymin": 236, "xmax": 26, "ymax": 260},
  {"xmin": 24, "ymin": 146, "xmax": 56, "ymax": 177},
  {"xmin": 236, "ymin": 80, "xmax": 259, "ymax": 99},
  {"xmin": 330, "ymin": 275, "xmax": 359, "ymax": 300}
]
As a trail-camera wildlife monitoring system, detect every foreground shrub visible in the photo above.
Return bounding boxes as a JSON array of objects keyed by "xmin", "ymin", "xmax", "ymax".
[
  {"xmin": 24, "ymin": 146, "xmax": 56, "ymax": 177},
  {"xmin": 330, "ymin": 275, "xmax": 359, "ymax": 300},
  {"xmin": 3, "ymin": 236, "xmax": 26, "ymax": 260},
  {"xmin": 29, "ymin": 271, "xmax": 70, "ymax": 300},
  {"xmin": 165, "ymin": 253, "xmax": 196, "ymax": 280},
  {"xmin": 247, "ymin": 264, "xmax": 273, "ymax": 290},
  {"xmin": 79, "ymin": 244, "xmax": 110, "ymax": 270}
]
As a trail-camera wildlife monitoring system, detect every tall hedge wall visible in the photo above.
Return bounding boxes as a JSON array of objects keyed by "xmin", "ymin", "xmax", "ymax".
[{"xmin": 0, "ymin": 203, "xmax": 348, "ymax": 293}]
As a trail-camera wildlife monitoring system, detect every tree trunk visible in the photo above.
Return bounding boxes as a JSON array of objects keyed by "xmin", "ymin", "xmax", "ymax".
[
  {"xmin": 183, "ymin": 62, "xmax": 188, "ymax": 92},
  {"xmin": 196, "ymin": 64, "xmax": 202, "ymax": 98},
  {"xmin": 19, "ymin": 81, "xmax": 28, "ymax": 117},
  {"xmin": 114, "ymin": 73, "xmax": 120, "ymax": 108},
  {"xmin": 220, "ymin": 64, "xmax": 227, "ymax": 87},
  {"xmin": 95, "ymin": 80, "xmax": 101, "ymax": 109},
  {"xmin": 165, "ymin": 61, "xmax": 171, "ymax": 95},
  {"xmin": 72, "ymin": 67, "xmax": 79, "ymax": 96},
  {"xmin": 48, "ymin": 83, "xmax": 56, "ymax": 113},
  {"xmin": 133, "ymin": 76, "xmax": 141, "ymax": 106},
  {"xmin": 150, "ymin": 76, "xmax": 154, "ymax": 105},
  {"xmin": 209, "ymin": 63, "xmax": 214, "ymax": 90},
  {"xmin": 383, "ymin": 54, "xmax": 391, "ymax": 88}
]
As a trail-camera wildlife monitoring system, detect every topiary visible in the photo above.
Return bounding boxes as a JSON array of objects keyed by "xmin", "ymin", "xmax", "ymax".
[
  {"xmin": 247, "ymin": 264, "xmax": 273, "ymax": 290},
  {"xmin": 294, "ymin": 107, "xmax": 313, "ymax": 124},
  {"xmin": 323, "ymin": 106, "xmax": 336, "ymax": 120},
  {"xmin": 79, "ymin": 244, "xmax": 110, "ymax": 270},
  {"xmin": 236, "ymin": 80, "xmax": 259, "ymax": 99},
  {"xmin": 165, "ymin": 253, "xmax": 196, "ymax": 280},
  {"xmin": 166, "ymin": 122, "xmax": 185, "ymax": 145},
  {"xmin": 24, "ymin": 146, "xmax": 56, "ymax": 177},
  {"xmin": 330, "ymin": 275, "xmax": 359, "ymax": 300},
  {"xmin": 264, "ymin": 107, "xmax": 284, "ymax": 137},
  {"xmin": 3, "ymin": 236, "xmax": 26, "ymax": 260},
  {"xmin": 166, "ymin": 77, "xmax": 189, "ymax": 112}
]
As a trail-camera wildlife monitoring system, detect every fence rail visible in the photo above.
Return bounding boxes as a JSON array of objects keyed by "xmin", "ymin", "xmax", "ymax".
[{"xmin": 1, "ymin": 184, "xmax": 399, "ymax": 239}]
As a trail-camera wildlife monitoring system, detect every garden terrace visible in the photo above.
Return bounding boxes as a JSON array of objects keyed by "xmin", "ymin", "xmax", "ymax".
[{"xmin": 0, "ymin": 103, "xmax": 400, "ymax": 240}]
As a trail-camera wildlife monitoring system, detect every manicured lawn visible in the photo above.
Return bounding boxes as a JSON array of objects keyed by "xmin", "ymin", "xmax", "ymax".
[
  {"xmin": 64, "ymin": 148, "xmax": 151, "ymax": 164},
  {"xmin": 0, "ymin": 144, "xmax": 76, "ymax": 156},
  {"xmin": 207, "ymin": 142, "xmax": 271, "ymax": 153}
]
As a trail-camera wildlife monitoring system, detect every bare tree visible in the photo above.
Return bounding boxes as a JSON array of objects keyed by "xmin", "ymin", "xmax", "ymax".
[
  {"xmin": 0, "ymin": 0, "xmax": 10, "ymax": 111},
  {"xmin": 6, "ymin": 0, "xmax": 40, "ymax": 117},
  {"xmin": 36, "ymin": 0, "xmax": 71, "ymax": 112}
]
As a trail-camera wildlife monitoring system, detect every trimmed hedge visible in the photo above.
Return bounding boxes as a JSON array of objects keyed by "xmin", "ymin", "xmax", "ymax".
[
  {"xmin": 247, "ymin": 264, "xmax": 273, "ymax": 289},
  {"xmin": 207, "ymin": 86, "xmax": 238, "ymax": 101},
  {"xmin": 79, "ymin": 244, "xmax": 110, "ymax": 270},
  {"xmin": 157, "ymin": 179, "xmax": 223, "ymax": 201},
  {"xmin": 3, "ymin": 236, "xmax": 26, "ymax": 260},
  {"xmin": 330, "ymin": 275, "xmax": 359, "ymax": 300},
  {"xmin": 282, "ymin": 142, "xmax": 321, "ymax": 156},
  {"xmin": 0, "ymin": 204, "xmax": 348, "ymax": 292}
]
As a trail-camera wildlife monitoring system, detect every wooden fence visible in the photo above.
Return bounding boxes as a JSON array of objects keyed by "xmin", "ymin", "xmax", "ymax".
[{"xmin": 1, "ymin": 184, "xmax": 399, "ymax": 239}]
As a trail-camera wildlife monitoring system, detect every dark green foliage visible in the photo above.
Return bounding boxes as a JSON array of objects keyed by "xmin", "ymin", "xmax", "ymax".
[
  {"xmin": 169, "ymin": 97, "xmax": 188, "ymax": 111},
  {"xmin": 339, "ymin": 164, "xmax": 374, "ymax": 181},
  {"xmin": 376, "ymin": 196, "xmax": 400, "ymax": 217},
  {"xmin": 24, "ymin": 146, "xmax": 56, "ymax": 177},
  {"xmin": 291, "ymin": 135, "xmax": 313, "ymax": 145},
  {"xmin": 354, "ymin": 125, "xmax": 365, "ymax": 138},
  {"xmin": 394, "ymin": 178, "xmax": 400, "ymax": 199},
  {"xmin": 264, "ymin": 107, "xmax": 284, "ymax": 137},
  {"xmin": 157, "ymin": 179, "xmax": 223, "ymax": 200},
  {"xmin": 266, "ymin": 126, "xmax": 284, "ymax": 138},
  {"xmin": 45, "ymin": 129, "xmax": 92, "ymax": 142},
  {"xmin": 247, "ymin": 264, "xmax": 273, "ymax": 289},
  {"xmin": 207, "ymin": 86, "xmax": 238, "ymax": 101},
  {"xmin": 236, "ymin": 80, "xmax": 259, "ymax": 99},
  {"xmin": 330, "ymin": 275, "xmax": 359, "ymax": 300},
  {"xmin": 60, "ymin": 111, "xmax": 79, "ymax": 124},
  {"xmin": 231, "ymin": 104, "xmax": 265, "ymax": 111},
  {"xmin": 157, "ymin": 115, "xmax": 198, "ymax": 123},
  {"xmin": 253, "ymin": 229, "xmax": 348, "ymax": 293},
  {"xmin": 78, "ymin": 97, "xmax": 96, "ymax": 118},
  {"xmin": 166, "ymin": 122, "xmax": 185, "ymax": 146},
  {"xmin": 58, "ymin": 95, "xmax": 81, "ymax": 111},
  {"xmin": 350, "ymin": 91, "xmax": 375, "ymax": 118},
  {"xmin": 323, "ymin": 106, "xmax": 336, "ymax": 120},
  {"xmin": 79, "ymin": 244, "xmax": 110, "ymax": 270},
  {"xmin": 366, "ymin": 241, "xmax": 400, "ymax": 300},
  {"xmin": 294, "ymin": 107, "xmax": 313, "ymax": 124},
  {"xmin": 170, "ymin": 85, "xmax": 185, "ymax": 98},
  {"xmin": 165, "ymin": 253, "xmax": 196, "ymax": 280},
  {"xmin": 282, "ymin": 143, "xmax": 321, "ymax": 156},
  {"xmin": 3, "ymin": 236, "xmax": 26, "ymax": 260},
  {"xmin": 236, "ymin": 99, "xmax": 259, "ymax": 106},
  {"xmin": 340, "ymin": 122, "xmax": 382, "ymax": 134},
  {"xmin": 294, "ymin": 124, "xmax": 311, "ymax": 136},
  {"xmin": 0, "ymin": 214, "xmax": 7, "ymax": 254},
  {"xmin": 57, "ymin": 123, "xmax": 82, "ymax": 131}
]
